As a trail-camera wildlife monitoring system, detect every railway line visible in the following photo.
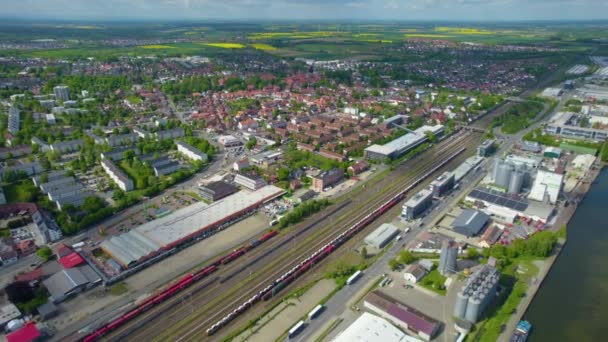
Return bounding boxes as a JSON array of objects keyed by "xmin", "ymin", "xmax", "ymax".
[{"xmin": 94, "ymin": 131, "xmax": 480, "ymax": 342}]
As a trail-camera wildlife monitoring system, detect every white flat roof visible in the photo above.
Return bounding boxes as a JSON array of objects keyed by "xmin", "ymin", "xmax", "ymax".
[
  {"xmin": 333, "ymin": 312, "xmax": 421, "ymax": 342},
  {"xmin": 528, "ymin": 170, "xmax": 563, "ymax": 204},
  {"xmin": 136, "ymin": 185, "xmax": 284, "ymax": 248}
]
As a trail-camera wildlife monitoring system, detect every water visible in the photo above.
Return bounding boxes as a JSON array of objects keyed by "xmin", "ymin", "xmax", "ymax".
[{"xmin": 524, "ymin": 168, "xmax": 608, "ymax": 341}]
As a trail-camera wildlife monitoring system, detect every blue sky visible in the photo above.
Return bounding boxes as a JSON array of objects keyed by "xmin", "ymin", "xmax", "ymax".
[{"xmin": 2, "ymin": 0, "xmax": 607, "ymax": 21}]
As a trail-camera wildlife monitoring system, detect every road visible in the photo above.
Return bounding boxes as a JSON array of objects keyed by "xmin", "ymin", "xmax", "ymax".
[
  {"xmin": 291, "ymin": 63, "xmax": 579, "ymax": 342},
  {"xmin": 95, "ymin": 132, "xmax": 481, "ymax": 342}
]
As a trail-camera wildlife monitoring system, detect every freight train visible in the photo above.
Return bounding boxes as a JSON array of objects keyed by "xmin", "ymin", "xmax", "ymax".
[
  {"xmin": 82, "ymin": 230, "xmax": 279, "ymax": 342},
  {"xmin": 206, "ymin": 147, "xmax": 466, "ymax": 336}
]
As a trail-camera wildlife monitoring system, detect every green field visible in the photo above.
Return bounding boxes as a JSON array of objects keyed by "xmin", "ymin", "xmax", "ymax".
[{"xmin": 1, "ymin": 22, "xmax": 604, "ymax": 60}]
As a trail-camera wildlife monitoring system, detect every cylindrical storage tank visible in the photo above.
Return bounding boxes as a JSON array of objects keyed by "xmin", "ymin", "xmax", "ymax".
[
  {"xmin": 495, "ymin": 163, "xmax": 513, "ymax": 188},
  {"xmin": 492, "ymin": 158, "xmax": 501, "ymax": 181},
  {"xmin": 454, "ymin": 291, "xmax": 469, "ymax": 319},
  {"xmin": 508, "ymin": 170, "xmax": 525, "ymax": 194},
  {"xmin": 465, "ymin": 297, "xmax": 482, "ymax": 323}
]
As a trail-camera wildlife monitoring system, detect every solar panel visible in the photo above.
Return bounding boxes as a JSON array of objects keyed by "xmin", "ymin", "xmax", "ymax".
[{"xmin": 468, "ymin": 187, "xmax": 528, "ymax": 211}]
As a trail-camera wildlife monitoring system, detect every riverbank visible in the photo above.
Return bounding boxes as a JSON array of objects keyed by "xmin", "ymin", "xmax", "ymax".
[{"xmin": 497, "ymin": 164, "xmax": 603, "ymax": 342}]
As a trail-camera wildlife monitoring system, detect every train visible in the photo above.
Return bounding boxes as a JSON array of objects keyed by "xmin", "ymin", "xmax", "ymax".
[
  {"xmin": 81, "ymin": 230, "xmax": 279, "ymax": 342},
  {"xmin": 205, "ymin": 147, "xmax": 467, "ymax": 336}
]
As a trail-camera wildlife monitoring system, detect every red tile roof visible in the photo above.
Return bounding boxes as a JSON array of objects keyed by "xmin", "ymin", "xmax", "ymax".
[
  {"xmin": 6, "ymin": 322, "xmax": 40, "ymax": 342},
  {"xmin": 14, "ymin": 268, "xmax": 43, "ymax": 283},
  {"xmin": 59, "ymin": 252, "xmax": 85, "ymax": 269}
]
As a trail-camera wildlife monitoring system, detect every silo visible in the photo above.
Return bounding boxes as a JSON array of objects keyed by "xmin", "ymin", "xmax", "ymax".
[
  {"xmin": 454, "ymin": 291, "xmax": 469, "ymax": 319},
  {"xmin": 508, "ymin": 170, "xmax": 525, "ymax": 194},
  {"xmin": 495, "ymin": 162, "xmax": 513, "ymax": 188},
  {"xmin": 465, "ymin": 296, "xmax": 482, "ymax": 323},
  {"xmin": 492, "ymin": 158, "xmax": 502, "ymax": 181}
]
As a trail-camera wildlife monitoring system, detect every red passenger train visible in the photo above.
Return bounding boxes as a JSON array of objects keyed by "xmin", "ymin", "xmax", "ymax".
[{"xmin": 82, "ymin": 230, "xmax": 279, "ymax": 342}]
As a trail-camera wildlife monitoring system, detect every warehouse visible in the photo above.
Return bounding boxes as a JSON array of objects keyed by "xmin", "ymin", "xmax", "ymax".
[
  {"xmin": 333, "ymin": 312, "xmax": 420, "ymax": 342},
  {"xmin": 528, "ymin": 170, "xmax": 563, "ymax": 204},
  {"xmin": 402, "ymin": 189, "xmax": 433, "ymax": 220},
  {"xmin": 102, "ymin": 186, "xmax": 284, "ymax": 267},
  {"xmin": 43, "ymin": 265, "xmax": 101, "ymax": 303},
  {"xmin": 364, "ymin": 223, "xmax": 400, "ymax": 249},
  {"xmin": 364, "ymin": 290, "xmax": 441, "ymax": 341},
  {"xmin": 364, "ymin": 125, "xmax": 444, "ymax": 160},
  {"xmin": 465, "ymin": 187, "xmax": 553, "ymax": 223},
  {"xmin": 451, "ymin": 209, "xmax": 490, "ymax": 237}
]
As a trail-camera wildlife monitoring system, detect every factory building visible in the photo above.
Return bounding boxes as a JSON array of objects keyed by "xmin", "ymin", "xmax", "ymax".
[
  {"xmin": 438, "ymin": 240, "xmax": 458, "ymax": 275},
  {"xmin": 454, "ymin": 265, "xmax": 500, "ymax": 323},
  {"xmin": 477, "ymin": 139, "xmax": 496, "ymax": 157},
  {"xmin": 402, "ymin": 189, "xmax": 433, "ymax": 220},
  {"xmin": 544, "ymin": 112, "xmax": 608, "ymax": 141},
  {"xmin": 466, "ymin": 187, "xmax": 554, "ymax": 224},
  {"xmin": 429, "ymin": 172, "xmax": 455, "ymax": 197},
  {"xmin": 452, "ymin": 209, "xmax": 490, "ymax": 237},
  {"xmin": 364, "ymin": 223, "xmax": 400, "ymax": 249}
]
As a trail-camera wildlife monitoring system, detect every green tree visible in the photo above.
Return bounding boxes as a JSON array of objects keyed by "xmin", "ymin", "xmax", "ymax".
[
  {"xmin": 278, "ymin": 167, "xmax": 290, "ymax": 181},
  {"xmin": 361, "ymin": 246, "xmax": 368, "ymax": 259},
  {"xmin": 36, "ymin": 246, "xmax": 53, "ymax": 261},
  {"xmin": 388, "ymin": 258, "xmax": 400, "ymax": 271},
  {"xmin": 246, "ymin": 137, "xmax": 257, "ymax": 150}
]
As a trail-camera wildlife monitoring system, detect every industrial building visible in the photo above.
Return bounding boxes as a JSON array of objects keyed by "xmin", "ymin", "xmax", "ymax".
[
  {"xmin": 454, "ymin": 265, "xmax": 500, "ymax": 323},
  {"xmin": 438, "ymin": 240, "xmax": 458, "ymax": 275},
  {"xmin": 100, "ymin": 186, "xmax": 284, "ymax": 268},
  {"xmin": 429, "ymin": 172, "xmax": 455, "ymax": 197},
  {"xmin": 311, "ymin": 168, "xmax": 344, "ymax": 192},
  {"xmin": 364, "ymin": 223, "xmax": 400, "ymax": 249},
  {"xmin": 451, "ymin": 209, "xmax": 490, "ymax": 237},
  {"xmin": 527, "ymin": 170, "xmax": 563, "ymax": 204},
  {"xmin": 199, "ymin": 181, "xmax": 239, "ymax": 202},
  {"xmin": 333, "ymin": 312, "xmax": 421, "ymax": 342},
  {"xmin": 402, "ymin": 189, "xmax": 433, "ymax": 220},
  {"xmin": 477, "ymin": 139, "xmax": 496, "ymax": 157},
  {"xmin": 176, "ymin": 141, "xmax": 208, "ymax": 162},
  {"xmin": 544, "ymin": 112, "xmax": 608, "ymax": 141},
  {"xmin": 364, "ymin": 125, "xmax": 444, "ymax": 160},
  {"xmin": 364, "ymin": 290, "xmax": 441, "ymax": 341},
  {"xmin": 465, "ymin": 187, "xmax": 554, "ymax": 223}
]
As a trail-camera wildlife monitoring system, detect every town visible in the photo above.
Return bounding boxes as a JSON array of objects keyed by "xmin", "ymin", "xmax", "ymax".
[{"xmin": 0, "ymin": 19, "xmax": 607, "ymax": 342}]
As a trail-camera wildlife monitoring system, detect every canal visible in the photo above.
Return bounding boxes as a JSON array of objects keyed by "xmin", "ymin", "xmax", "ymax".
[{"xmin": 525, "ymin": 168, "xmax": 608, "ymax": 341}]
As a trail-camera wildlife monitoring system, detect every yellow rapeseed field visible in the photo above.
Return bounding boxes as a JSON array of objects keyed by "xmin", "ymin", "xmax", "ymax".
[
  {"xmin": 250, "ymin": 43, "xmax": 277, "ymax": 51},
  {"xmin": 203, "ymin": 43, "xmax": 246, "ymax": 49}
]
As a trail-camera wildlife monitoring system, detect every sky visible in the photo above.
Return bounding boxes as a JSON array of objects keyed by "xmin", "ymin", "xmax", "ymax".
[{"xmin": 2, "ymin": 0, "xmax": 607, "ymax": 21}]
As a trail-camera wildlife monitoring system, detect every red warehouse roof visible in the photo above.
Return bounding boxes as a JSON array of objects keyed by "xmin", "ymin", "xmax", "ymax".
[
  {"xmin": 59, "ymin": 252, "xmax": 85, "ymax": 269},
  {"xmin": 6, "ymin": 322, "xmax": 40, "ymax": 342}
]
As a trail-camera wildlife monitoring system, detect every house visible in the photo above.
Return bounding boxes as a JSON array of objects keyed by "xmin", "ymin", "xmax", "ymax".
[
  {"xmin": 15, "ymin": 240, "xmax": 36, "ymax": 256},
  {"xmin": 0, "ymin": 239, "xmax": 18, "ymax": 266},
  {"xmin": 479, "ymin": 225, "xmax": 503, "ymax": 248},
  {"xmin": 404, "ymin": 264, "xmax": 428, "ymax": 283},
  {"xmin": 233, "ymin": 158, "xmax": 250, "ymax": 172}
]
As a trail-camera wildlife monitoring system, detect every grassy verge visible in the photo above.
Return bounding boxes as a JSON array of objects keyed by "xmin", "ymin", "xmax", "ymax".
[{"xmin": 313, "ymin": 318, "xmax": 343, "ymax": 342}]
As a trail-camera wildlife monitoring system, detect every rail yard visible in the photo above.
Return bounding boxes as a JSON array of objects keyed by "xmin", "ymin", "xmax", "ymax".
[{"xmin": 76, "ymin": 129, "xmax": 482, "ymax": 342}]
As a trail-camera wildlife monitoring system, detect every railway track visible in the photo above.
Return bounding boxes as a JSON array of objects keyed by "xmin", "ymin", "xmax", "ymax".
[{"xmin": 104, "ymin": 131, "xmax": 480, "ymax": 342}]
